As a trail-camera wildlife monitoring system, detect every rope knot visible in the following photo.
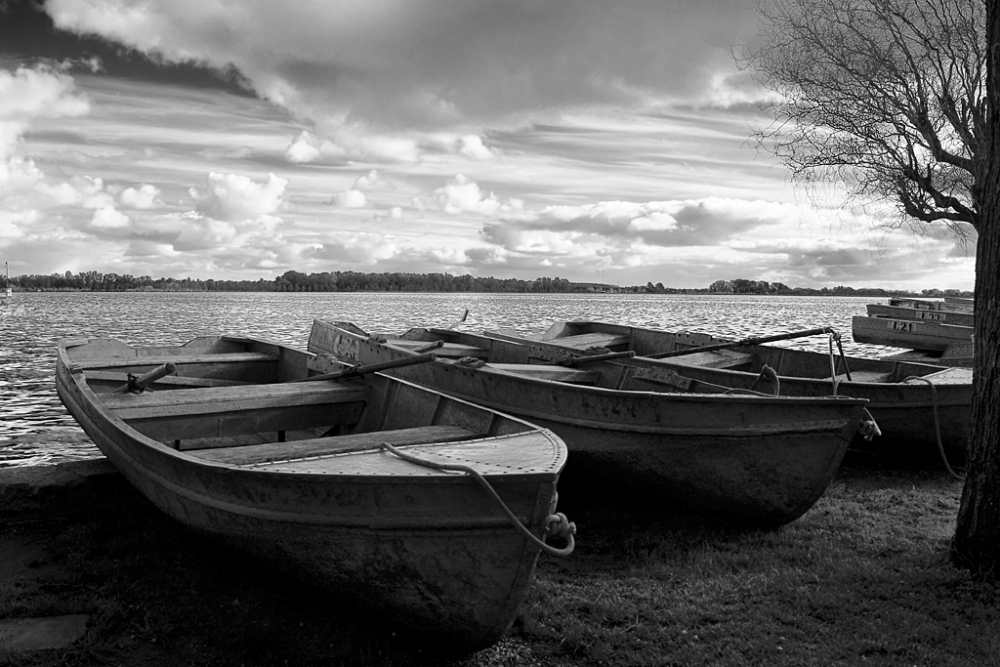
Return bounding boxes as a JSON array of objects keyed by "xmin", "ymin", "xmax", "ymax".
[
  {"xmin": 544, "ymin": 512, "xmax": 577, "ymax": 540},
  {"xmin": 456, "ymin": 356, "xmax": 486, "ymax": 368}
]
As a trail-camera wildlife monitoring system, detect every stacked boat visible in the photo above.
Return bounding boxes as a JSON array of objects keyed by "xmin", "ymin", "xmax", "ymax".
[{"xmin": 852, "ymin": 296, "xmax": 974, "ymax": 367}]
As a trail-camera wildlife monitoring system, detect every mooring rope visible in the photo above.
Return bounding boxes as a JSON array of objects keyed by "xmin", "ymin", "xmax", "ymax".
[
  {"xmin": 380, "ymin": 442, "xmax": 576, "ymax": 556},
  {"xmin": 749, "ymin": 365, "xmax": 780, "ymax": 396},
  {"xmin": 902, "ymin": 376, "xmax": 965, "ymax": 480}
]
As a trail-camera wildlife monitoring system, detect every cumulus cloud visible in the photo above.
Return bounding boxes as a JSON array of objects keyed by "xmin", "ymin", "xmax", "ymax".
[
  {"xmin": 285, "ymin": 131, "xmax": 322, "ymax": 163},
  {"xmin": 192, "ymin": 172, "xmax": 288, "ymax": 222},
  {"xmin": 0, "ymin": 64, "xmax": 90, "ymax": 158},
  {"xmin": 90, "ymin": 206, "xmax": 130, "ymax": 229},
  {"xmin": 119, "ymin": 184, "xmax": 163, "ymax": 209},
  {"xmin": 328, "ymin": 189, "xmax": 368, "ymax": 208},
  {"xmin": 434, "ymin": 174, "xmax": 523, "ymax": 216},
  {"xmin": 456, "ymin": 135, "xmax": 496, "ymax": 160}
]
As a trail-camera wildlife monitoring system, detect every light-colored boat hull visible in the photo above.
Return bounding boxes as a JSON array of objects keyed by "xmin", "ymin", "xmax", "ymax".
[
  {"xmin": 851, "ymin": 314, "xmax": 972, "ymax": 352},
  {"xmin": 56, "ymin": 336, "xmax": 569, "ymax": 651}
]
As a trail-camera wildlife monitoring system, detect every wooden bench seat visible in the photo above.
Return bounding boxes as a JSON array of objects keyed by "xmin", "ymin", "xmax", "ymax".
[
  {"xmin": 662, "ymin": 349, "xmax": 755, "ymax": 370},
  {"xmin": 903, "ymin": 367, "xmax": 973, "ymax": 386},
  {"xmin": 387, "ymin": 340, "xmax": 488, "ymax": 359},
  {"xmin": 545, "ymin": 332, "xmax": 630, "ymax": 351},
  {"xmin": 77, "ymin": 352, "xmax": 279, "ymax": 384},
  {"xmin": 835, "ymin": 370, "xmax": 894, "ymax": 384},
  {"xmin": 74, "ymin": 352, "xmax": 275, "ymax": 370},
  {"xmin": 101, "ymin": 382, "xmax": 367, "ymax": 442},
  {"xmin": 486, "ymin": 363, "xmax": 600, "ymax": 384},
  {"xmin": 192, "ymin": 425, "xmax": 478, "ymax": 466}
]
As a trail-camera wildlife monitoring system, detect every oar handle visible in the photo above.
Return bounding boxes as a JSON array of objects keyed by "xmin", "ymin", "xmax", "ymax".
[
  {"xmin": 412, "ymin": 340, "xmax": 444, "ymax": 353},
  {"xmin": 117, "ymin": 362, "xmax": 177, "ymax": 393},
  {"xmin": 648, "ymin": 327, "xmax": 835, "ymax": 359},
  {"xmin": 294, "ymin": 353, "xmax": 438, "ymax": 382}
]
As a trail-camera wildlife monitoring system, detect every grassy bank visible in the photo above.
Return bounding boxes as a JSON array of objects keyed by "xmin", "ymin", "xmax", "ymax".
[{"xmin": 1, "ymin": 454, "xmax": 997, "ymax": 667}]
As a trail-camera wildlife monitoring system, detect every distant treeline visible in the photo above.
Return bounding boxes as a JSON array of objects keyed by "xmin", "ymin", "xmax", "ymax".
[
  {"xmin": 5, "ymin": 270, "xmax": 972, "ymax": 298},
  {"xmin": 8, "ymin": 270, "xmax": 578, "ymax": 293},
  {"xmin": 706, "ymin": 279, "xmax": 973, "ymax": 298}
]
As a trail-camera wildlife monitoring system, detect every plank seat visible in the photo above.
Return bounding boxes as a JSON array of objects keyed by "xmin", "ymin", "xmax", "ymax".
[
  {"xmin": 73, "ymin": 352, "xmax": 276, "ymax": 370},
  {"xmin": 835, "ymin": 370, "xmax": 894, "ymax": 384},
  {"xmin": 662, "ymin": 349, "xmax": 755, "ymax": 370},
  {"xmin": 387, "ymin": 340, "xmax": 489, "ymax": 359},
  {"xmin": 486, "ymin": 363, "xmax": 600, "ymax": 385},
  {"xmin": 546, "ymin": 332, "xmax": 630, "ymax": 351},
  {"xmin": 192, "ymin": 425, "xmax": 479, "ymax": 466},
  {"xmin": 101, "ymin": 382, "xmax": 367, "ymax": 441},
  {"xmin": 903, "ymin": 367, "xmax": 974, "ymax": 386}
]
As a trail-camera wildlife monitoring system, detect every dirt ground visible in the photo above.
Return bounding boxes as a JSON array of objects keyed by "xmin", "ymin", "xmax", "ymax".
[{"xmin": 0, "ymin": 461, "xmax": 563, "ymax": 667}]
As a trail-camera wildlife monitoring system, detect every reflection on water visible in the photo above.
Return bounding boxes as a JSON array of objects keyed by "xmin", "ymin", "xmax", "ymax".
[{"xmin": 0, "ymin": 291, "xmax": 888, "ymax": 467}]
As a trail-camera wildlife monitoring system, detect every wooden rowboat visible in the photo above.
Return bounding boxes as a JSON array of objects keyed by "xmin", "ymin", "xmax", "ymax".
[
  {"xmin": 55, "ymin": 335, "xmax": 573, "ymax": 651},
  {"xmin": 310, "ymin": 320, "xmax": 871, "ymax": 528},
  {"xmin": 865, "ymin": 303, "xmax": 974, "ymax": 327},
  {"xmin": 488, "ymin": 320, "xmax": 971, "ymax": 467},
  {"xmin": 851, "ymin": 314, "xmax": 972, "ymax": 352}
]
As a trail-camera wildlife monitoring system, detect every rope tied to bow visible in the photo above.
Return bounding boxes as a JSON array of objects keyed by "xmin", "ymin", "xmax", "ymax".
[{"xmin": 380, "ymin": 441, "xmax": 576, "ymax": 557}]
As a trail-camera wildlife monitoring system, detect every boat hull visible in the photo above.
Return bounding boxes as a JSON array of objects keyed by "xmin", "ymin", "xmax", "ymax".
[
  {"xmin": 851, "ymin": 314, "xmax": 973, "ymax": 352},
  {"xmin": 311, "ymin": 321, "xmax": 867, "ymax": 527},
  {"xmin": 56, "ymin": 337, "xmax": 568, "ymax": 651}
]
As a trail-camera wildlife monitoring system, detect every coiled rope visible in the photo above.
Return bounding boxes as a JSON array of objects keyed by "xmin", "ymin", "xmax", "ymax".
[
  {"xmin": 380, "ymin": 442, "xmax": 576, "ymax": 557},
  {"xmin": 901, "ymin": 377, "xmax": 965, "ymax": 480}
]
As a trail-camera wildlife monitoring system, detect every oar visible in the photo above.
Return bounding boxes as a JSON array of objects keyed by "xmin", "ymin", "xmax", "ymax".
[
  {"xmin": 558, "ymin": 350, "xmax": 636, "ymax": 366},
  {"xmin": 115, "ymin": 362, "xmax": 177, "ymax": 393},
  {"xmin": 647, "ymin": 327, "xmax": 835, "ymax": 359},
  {"xmin": 291, "ymin": 353, "xmax": 439, "ymax": 383}
]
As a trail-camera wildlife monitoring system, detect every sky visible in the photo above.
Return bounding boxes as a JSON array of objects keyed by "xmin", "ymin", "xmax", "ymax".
[{"xmin": 0, "ymin": 0, "xmax": 977, "ymax": 290}]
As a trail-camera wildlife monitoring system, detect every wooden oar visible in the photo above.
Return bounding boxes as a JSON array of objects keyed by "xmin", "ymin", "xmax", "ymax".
[
  {"xmin": 559, "ymin": 350, "xmax": 636, "ymax": 366},
  {"xmin": 115, "ymin": 362, "xmax": 177, "ymax": 393},
  {"xmin": 291, "ymin": 353, "xmax": 439, "ymax": 383},
  {"xmin": 647, "ymin": 327, "xmax": 835, "ymax": 359}
]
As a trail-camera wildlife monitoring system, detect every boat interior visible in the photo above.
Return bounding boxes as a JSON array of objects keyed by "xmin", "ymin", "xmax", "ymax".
[
  {"xmin": 69, "ymin": 337, "xmax": 520, "ymax": 467},
  {"xmin": 374, "ymin": 320, "xmax": 968, "ymax": 390}
]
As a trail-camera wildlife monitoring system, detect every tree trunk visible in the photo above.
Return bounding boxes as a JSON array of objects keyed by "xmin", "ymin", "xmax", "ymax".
[{"xmin": 951, "ymin": 1, "xmax": 1000, "ymax": 575}]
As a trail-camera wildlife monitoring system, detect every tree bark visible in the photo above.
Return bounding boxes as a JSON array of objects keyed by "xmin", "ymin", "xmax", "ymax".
[{"xmin": 952, "ymin": 0, "xmax": 1000, "ymax": 576}]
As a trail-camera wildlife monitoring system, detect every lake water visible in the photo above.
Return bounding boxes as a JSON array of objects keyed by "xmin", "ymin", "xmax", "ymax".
[{"xmin": 0, "ymin": 291, "xmax": 894, "ymax": 468}]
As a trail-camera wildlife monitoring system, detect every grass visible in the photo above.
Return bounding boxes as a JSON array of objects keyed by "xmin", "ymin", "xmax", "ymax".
[{"xmin": 1, "ymin": 453, "xmax": 998, "ymax": 666}]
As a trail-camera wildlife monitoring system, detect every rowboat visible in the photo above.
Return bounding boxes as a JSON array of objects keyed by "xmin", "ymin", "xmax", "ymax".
[
  {"xmin": 310, "ymin": 320, "xmax": 871, "ymax": 528},
  {"xmin": 864, "ymin": 303, "xmax": 974, "ymax": 327},
  {"xmin": 888, "ymin": 296, "xmax": 974, "ymax": 313},
  {"xmin": 482, "ymin": 320, "xmax": 971, "ymax": 466},
  {"xmin": 851, "ymin": 314, "xmax": 972, "ymax": 352},
  {"xmin": 55, "ymin": 335, "xmax": 574, "ymax": 651}
]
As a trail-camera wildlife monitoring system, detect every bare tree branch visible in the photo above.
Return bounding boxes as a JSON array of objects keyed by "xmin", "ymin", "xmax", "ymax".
[{"xmin": 739, "ymin": 0, "xmax": 985, "ymax": 232}]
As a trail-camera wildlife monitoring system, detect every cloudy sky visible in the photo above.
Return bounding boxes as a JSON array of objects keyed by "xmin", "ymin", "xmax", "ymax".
[{"xmin": 0, "ymin": 0, "xmax": 976, "ymax": 289}]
